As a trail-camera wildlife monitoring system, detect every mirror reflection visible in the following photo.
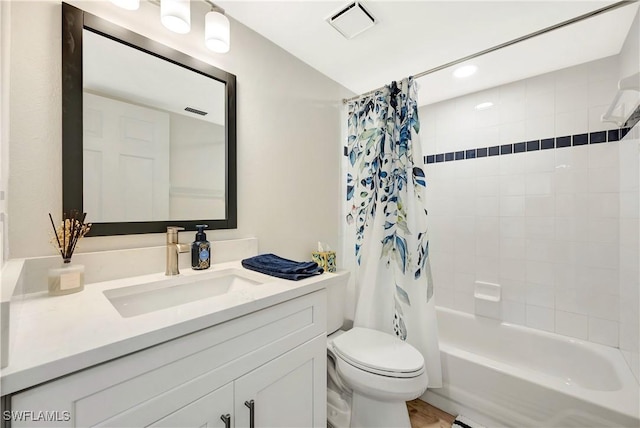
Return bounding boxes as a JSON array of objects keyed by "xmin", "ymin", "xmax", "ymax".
[{"xmin": 82, "ymin": 29, "xmax": 226, "ymax": 223}]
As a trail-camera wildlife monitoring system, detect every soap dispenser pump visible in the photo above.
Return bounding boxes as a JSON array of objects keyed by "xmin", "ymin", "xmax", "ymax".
[{"xmin": 191, "ymin": 224, "xmax": 210, "ymax": 270}]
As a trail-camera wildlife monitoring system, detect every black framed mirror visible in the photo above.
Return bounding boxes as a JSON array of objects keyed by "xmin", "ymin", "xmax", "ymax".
[{"xmin": 62, "ymin": 3, "xmax": 237, "ymax": 236}]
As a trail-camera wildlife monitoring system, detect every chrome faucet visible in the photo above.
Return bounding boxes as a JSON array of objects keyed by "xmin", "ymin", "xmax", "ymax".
[{"xmin": 166, "ymin": 226, "xmax": 190, "ymax": 276}]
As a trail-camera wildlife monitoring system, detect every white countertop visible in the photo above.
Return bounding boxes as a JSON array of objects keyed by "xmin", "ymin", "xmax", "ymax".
[{"xmin": 1, "ymin": 261, "xmax": 343, "ymax": 395}]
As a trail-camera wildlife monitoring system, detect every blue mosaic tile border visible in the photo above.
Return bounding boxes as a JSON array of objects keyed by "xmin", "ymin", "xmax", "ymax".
[{"xmin": 424, "ymin": 127, "xmax": 632, "ymax": 165}]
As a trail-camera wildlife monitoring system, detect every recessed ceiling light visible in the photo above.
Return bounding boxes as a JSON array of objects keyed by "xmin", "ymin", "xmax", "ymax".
[
  {"xmin": 453, "ymin": 65, "xmax": 478, "ymax": 78},
  {"xmin": 475, "ymin": 102, "xmax": 493, "ymax": 110}
]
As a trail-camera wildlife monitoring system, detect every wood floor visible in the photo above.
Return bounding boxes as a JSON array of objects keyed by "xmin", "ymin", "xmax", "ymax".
[{"xmin": 407, "ymin": 399, "xmax": 456, "ymax": 428}]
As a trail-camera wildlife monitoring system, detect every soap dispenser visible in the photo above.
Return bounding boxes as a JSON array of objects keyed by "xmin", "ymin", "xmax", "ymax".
[{"xmin": 191, "ymin": 224, "xmax": 210, "ymax": 270}]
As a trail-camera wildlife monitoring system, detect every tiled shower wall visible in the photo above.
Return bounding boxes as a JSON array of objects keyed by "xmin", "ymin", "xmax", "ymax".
[
  {"xmin": 420, "ymin": 55, "xmax": 638, "ymax": 349},
  {"xmin": 619, "ymin": 127, "xmax": 639, "ymax": 381}
]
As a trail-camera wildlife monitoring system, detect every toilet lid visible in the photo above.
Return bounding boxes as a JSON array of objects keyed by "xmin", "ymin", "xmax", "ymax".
[{"xmin": 332, "ymin": 327, "xmax": 424, "ymax": 376}]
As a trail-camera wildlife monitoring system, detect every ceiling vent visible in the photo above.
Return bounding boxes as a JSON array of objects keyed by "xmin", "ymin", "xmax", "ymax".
[{"xmin": 327, "ymin": 2, "xmax": 376, "ymax": 40}]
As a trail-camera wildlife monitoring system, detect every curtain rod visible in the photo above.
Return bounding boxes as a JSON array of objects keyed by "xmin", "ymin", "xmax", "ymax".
[{"xmin": 342, "ymin": 0, "xmax": 637, "ymax": 104}]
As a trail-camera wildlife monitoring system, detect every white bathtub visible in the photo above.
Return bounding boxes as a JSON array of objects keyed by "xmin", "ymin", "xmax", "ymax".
[{"xmin": 423, "ymin": 307, "xmax": 640, "ymax": 428}]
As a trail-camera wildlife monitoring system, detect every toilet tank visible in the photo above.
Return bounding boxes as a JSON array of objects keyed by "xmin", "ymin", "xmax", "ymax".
[{"xmin": 326, "ymin": 271, "xmax": 350, "ymax": 334}]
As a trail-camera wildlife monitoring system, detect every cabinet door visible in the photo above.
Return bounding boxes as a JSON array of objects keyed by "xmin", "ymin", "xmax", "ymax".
[
  {"xmin": 234, "ymin": 335, "xmax": 326, "ymax": 428},
  {"xmin": 149, "ymin": 382, "xmax": 233, "ymax": 428}
]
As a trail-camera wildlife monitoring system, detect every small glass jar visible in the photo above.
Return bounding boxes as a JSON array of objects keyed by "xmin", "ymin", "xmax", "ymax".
[{"xmin": 48, "ymin": 259, "xmax": 85, "ymax": 296}]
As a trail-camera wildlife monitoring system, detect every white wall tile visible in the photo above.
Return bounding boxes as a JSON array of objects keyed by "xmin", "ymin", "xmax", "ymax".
[
  {"xmin": 525, "ymin": 115, "xmax": 555, "ymax": 140},
  {"xmin": 500, "ymin": 196, "xmax": 525, "ymax": 217},
  {"xmin": 526, "ymin": 305, "xmax": 555, "ymax": 332},
  {"xmin": 555, "ymin": 146, "xmax": 588, "ymax": 170},
  {"xmin": 500, "ymin": 174, "xmax": 525, "ymax": 196},
  {"xmin": 525, "ymin": 172, "xmax": 555, "ymax": 195},
  {"xmin": 587, "ymin": 292, "xmax": 619, "ymax": 321},
  {"xmin": 586, "ymin": 242, "xmax": 619, "ymax": 269},
  {"xmin": 500, "ymin": 258, "xmax": 526, "ymax": 281},
  {"xmin": 556, "ymin": 287, "xmax": 590, "ymax": 315},
  {"xmin": 501, "ymin": 278, "xmax": 526, "ymax": 302},
  {"xmin": 588, "ymin": 167, "xmax": 620, "ymax": 193},
  {"xmin": 501, "ymin": 238, "xmax": 525, "ymax": 259},
  {"xmin": 588, "ymin": 79, "xmax": 618, "ymax": 107},
  {"xmin": 556, "ymin": 109, "xmax": 588, "ymax": 136},
  {"xmin": 500, "ymin": 217, "xmax": 526, "ymax": 239},
  {"xmin": 555, "ymin": 310, "xmax": 588, "ymax": 339},
  {"xmin": 434, "ymin": 287, "xmax": 455, "ymax": 309},
  {"xmin": 588, "ymin": 141, "xmax": 619, "ymax": 169},
  {"xmin": 526, "ymin": 282, "xmax": 555, "ymax": 308},
  {"xmin": 588, "ymin": 317, "xmax": 619, "ymax": 347},
  {"xmin": 453, "ymin": 290, "xmax": 475, "ymax": 314},
  {"xmin": 475, "ymin": 256, "xmax": 500, "ymax": 283},
  {"xmin": 525, "ymin": 239, "xmax": 556, "ymax": 263},
  {"xmin": 476, "ymin": 196, "xmax": 499, "ymax": 217},
  {"xmin": 502, "ymin": 300, "xmax": 526, "ymax": 325},
  {"xmin": 526, "ymin": 260, "xmax": 555, "ymax": 285},
  {"xmin": 588, "ymin": 193, "xmax": 619, "ymax": 218},
  {"xmin": 475, "ymin": 125, "xmax": 500, "ymax": 149},
  {"xmin": 454, "ymin": 272, "xmax": 476, "ymax": 294},
  {"xmin": 525, "ymin": 195, "xmax": 555, "ymax": 217},
  {"xmin": 556, "ymin": 84, "xmax": 588, "ymax": 113},
  {"xmin": 524, "ymin": 150, "xmax": 556, "ymax": 173},
  {"xmin": 475, "ymin": 156, "xmax": 500, "ymax": 177},
  {"xmin": 587, "ymin": 217, "xmax": 619, "ymax": 244},
  {"xmin": 499, "ymin": 121, "xmax": 526, "ymax": 145},
  {"xmin": 475, "ymin": 176, "xmax": 500, "ymax": 197}
]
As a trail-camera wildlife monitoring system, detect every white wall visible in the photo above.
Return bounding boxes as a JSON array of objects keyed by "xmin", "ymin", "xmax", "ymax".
[
  {"xmin": 0, "ymin": 1, "xmax": 10, "ymax": 266},
  {"xmin": 169, "ymin": 114, "xmax": 225, "ymax": 220},
  {"xmin": 618, "ymin": 9, "xmax": 640, "ymax": 383},
  {"xmin": 7, "ymin": 1, "xmax": 352, "ymax": 261},
  {"xmin": 420, "ymin": 55, "xmax": 635, "ymax": 348}
]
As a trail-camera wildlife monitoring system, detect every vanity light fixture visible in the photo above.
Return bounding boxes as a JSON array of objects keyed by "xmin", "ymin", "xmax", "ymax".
[
  {"xmin": 110, "ymin": 0, "xmax": 230, "ymax": 52},
  {"xmin": 109, "ymin": 0, "xmax": 140, "ymax": 10},
  {"xmin": 453, "ymin": 64, "xmax": 478, "ymax": 78},
  {"xmin": 205, "ymin": 5, "xmax": 230, "ymax": 53},
  {"xmin": 475, "ymin": 101, "xmax": 494, "ymax": 110},
  {"xmin": 161, "ymin": 0, "xmax": 191, "ymax": 34}
]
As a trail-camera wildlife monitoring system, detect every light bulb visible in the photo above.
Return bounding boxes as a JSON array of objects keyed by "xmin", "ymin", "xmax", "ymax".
[
  {"xmin": 205, "ymin": 10, "xmax": 230, "ymax": 53},
  {"xmin": 161, "ymin": 0, "xmax": 191, "ymax": 34}
]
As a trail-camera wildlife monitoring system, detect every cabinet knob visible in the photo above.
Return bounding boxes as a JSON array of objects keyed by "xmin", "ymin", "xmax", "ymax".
[{"xmin": 244, "ymin": 400, "xmax": 255, "ymax": 428}]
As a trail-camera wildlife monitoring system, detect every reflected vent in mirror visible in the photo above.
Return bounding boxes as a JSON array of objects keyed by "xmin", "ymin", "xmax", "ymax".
[{"xmin": 185, "ymin": 106, "xmax": 208, "ymax": 116}]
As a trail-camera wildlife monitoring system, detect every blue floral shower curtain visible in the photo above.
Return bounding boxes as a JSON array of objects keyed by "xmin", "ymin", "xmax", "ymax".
[{"xmin": 346, "ymin": 78, "xmax": 442, "ymax": 387}]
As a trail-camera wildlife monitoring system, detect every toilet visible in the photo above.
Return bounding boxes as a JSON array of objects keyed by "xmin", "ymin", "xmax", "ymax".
[{"xmin": 326, "ymin": 274, "xmax": 428, "ymax": 428}]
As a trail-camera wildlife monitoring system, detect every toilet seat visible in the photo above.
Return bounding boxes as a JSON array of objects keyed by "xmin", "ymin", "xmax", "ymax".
[{"xmin": 331, "ymin": 327, "xmax": 425, "ymax": 378}]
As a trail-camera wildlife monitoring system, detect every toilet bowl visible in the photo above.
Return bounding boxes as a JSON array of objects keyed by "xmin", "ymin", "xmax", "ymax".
[{"xmin": 325, "ymin": 273, "xmax": 429, "ymax": 428}]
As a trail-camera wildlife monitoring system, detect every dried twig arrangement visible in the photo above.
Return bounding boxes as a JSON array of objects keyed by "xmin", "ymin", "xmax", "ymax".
[{"xmin": 48, "ymin": 210, "xmax": 91, "ymax": 263}]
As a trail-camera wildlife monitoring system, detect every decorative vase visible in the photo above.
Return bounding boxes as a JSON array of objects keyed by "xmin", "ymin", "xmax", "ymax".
[{"xmin": 48, "ymin": 259, "xmax": 85, "ymax": 296}]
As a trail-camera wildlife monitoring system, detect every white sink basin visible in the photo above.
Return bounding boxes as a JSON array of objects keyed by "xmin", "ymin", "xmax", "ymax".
[{"xmin": 103, "ymin": 268, "xmax": 266, "ymax": 318}]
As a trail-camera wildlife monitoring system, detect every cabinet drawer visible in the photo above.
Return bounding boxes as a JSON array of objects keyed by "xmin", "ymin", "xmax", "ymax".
[{"xmin": 11, "ymin": 290, "xmax": 326, "ymax": 427}]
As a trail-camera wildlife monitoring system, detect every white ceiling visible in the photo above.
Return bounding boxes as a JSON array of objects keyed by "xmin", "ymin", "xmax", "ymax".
[
  {"xmin": 216, "ymin": 1, "xmax": 639, "ymax": 105},
  {"xmin": 84, "ymin": 29, "xmax": 226, "ymax": 125}
]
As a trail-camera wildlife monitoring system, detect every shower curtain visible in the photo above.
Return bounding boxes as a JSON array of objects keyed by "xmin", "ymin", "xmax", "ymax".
[{"xmin": 346, "ymin": 77, "xmax": 442, "ymax": 387}]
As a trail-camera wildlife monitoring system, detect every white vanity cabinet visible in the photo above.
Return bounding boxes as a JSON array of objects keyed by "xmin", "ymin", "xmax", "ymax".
[{"xmin": 9, "ymin": 290, "xmax": 327, "ymax": 428}]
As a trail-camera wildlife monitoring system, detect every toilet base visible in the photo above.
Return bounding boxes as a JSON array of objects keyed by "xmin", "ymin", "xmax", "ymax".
[{"xmin": 350, "ymin": 392, "xmax": 411, "ymax": 428}]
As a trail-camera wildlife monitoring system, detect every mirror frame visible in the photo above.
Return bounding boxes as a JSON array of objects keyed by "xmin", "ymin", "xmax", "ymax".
[{"xmin": 62, "ymin": 3, "xmax": 237, "ymax": 236}]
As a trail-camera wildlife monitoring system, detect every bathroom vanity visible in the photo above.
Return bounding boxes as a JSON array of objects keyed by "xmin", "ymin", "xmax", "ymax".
[{"xmin": 1, "ymin": 256, "xmax": 347, "ymax": 427}]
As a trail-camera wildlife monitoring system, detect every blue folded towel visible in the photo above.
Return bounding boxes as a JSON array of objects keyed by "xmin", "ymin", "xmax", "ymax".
[{"xmin": 241, "ymin": 253, "xmax": 324, "ymax": 281}]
